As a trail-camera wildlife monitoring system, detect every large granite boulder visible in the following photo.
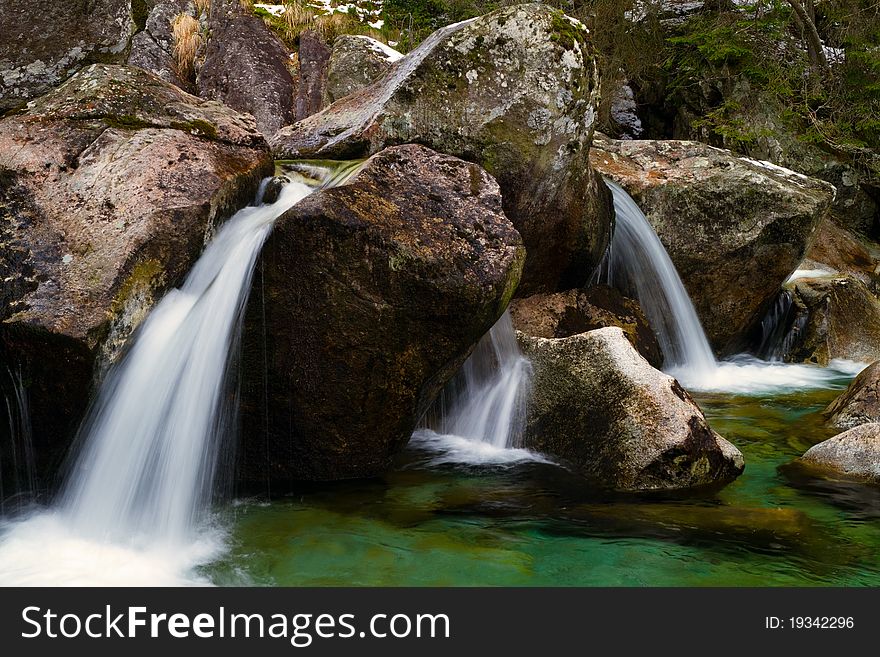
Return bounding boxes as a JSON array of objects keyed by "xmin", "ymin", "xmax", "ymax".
[
  {"xmin": 798, "ymin": 423, "xmax": 880, "ymax": 484},
  {"xmin": 0, "ymin": 64, "xmax": 271, "ymax": 493},
  {"xmin": 238, "ymin": 144, "xmax": 524, "ymax": 484},
  {"xmin": 272, "ymin": 4, "xmax": 612, "ymax": 294},
  {"xmin": 802, "ymin": 217, "xmax": 879, "ymax": 289},
  {"xmin": 324, "ymin": 35, "xmax": 402, "ymax": 105},
  {"xmin": 509, "ymin": 285, "xmax": 663, "ymax": 368},
  {"xmin": 592, "ymin": 135, "xmax": 835, "ymax": 352},
  {"xmin": 518, "ymin": 327, "xmax": 744, "ymax": 491},
  {"xmin": 294, "ymin": 30, "xmax": 331, "ymax": 122},
  {"xmin": 0, "ymin": 0, "xmax": 134, "ymax": 112},
  {"xmin": 785, "ymin": 275, "xmax": 880, "ymax": 366},
  {"xmin": 198, "ymin": 0, "xmax": 297, "ymax": 136},
  {"xmin": 824, "ymin": 362, "xmax": 880, "ymax": 430}
]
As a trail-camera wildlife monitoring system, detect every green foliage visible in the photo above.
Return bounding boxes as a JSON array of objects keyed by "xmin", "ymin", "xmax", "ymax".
[{"xmin": 663, "ymin": 0, "xmax": 879, "ymax": 173}]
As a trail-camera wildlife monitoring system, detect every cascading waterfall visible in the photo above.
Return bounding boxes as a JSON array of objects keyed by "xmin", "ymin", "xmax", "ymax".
[
  {"xmin": 597, "ymin": 179, "xmax": 866, "ymax": 393},
  {"xmin": 595, "ymin": 180, "xmax": 718, "ymax": 380},
  {"xmin": 59, "ymin": 180, "xmax": 315, "ymax": 545},
  {"xmin": 412, "ymin": 312, "xmax": 548, "ymax": 466},
  {"xmin": 0, "ymin": 164, "xmax": 358, "ymax": 584},
  {"xmin": 1, "ymin": 366, "xmax": 35, "ymax": 509}
]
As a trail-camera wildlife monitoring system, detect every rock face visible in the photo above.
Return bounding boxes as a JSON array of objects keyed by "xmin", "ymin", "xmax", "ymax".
[
  {"xmin": 126, "ymin": 0, "xmax": 190, "ymax": 89},
  {"xmin": 0, "ymin": 64, "xmax": 271, "ymax": 491},
  {"xmin": 198, "ymin": 0, "xmax": 297, "ymax": 137},
  {"xmin": 518, "ymin": 327, "xmax": 744, "ymax": 491},
  {"xmin": 0, "ymin": 0, "xmax": 134, "ymax": 112},
  {"xmin": 825, "ymin": 362, "xmax": 880, "ymax": 430},
  {"xmin": 799, "ymin": 423, "xmax": 880, "ymax": 484},
  {"xmin": 802, "ymin": 218, "xmax": 879, "ymax": 289},
  {"xmin": 592, "ymin": 135, "xmax": 835, "ymax": 351},
  {"xmin": 294, "ymin": 31, "xmax": 331, "ymax": 121},
  {"xmin": 238, "ymin": 144, "xmax": 524, "ymax": 483},
  {"xmin": 324, "ymin": 35, "xmax": 402, "ymax": 105},
  {"xmin": 784, "ymin": 275, "xmax": 880, "ymax": 366},
  {"xmin": 272, "ymin": 4, "xmax": 612, "ymax": 294},
  {"xmin": 509, "ymin": 285, "xmax": 663, "ymax": 368}
]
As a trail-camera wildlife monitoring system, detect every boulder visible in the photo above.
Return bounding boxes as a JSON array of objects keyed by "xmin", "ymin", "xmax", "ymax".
[
  {"xmin": 198, "ymin": 0, "xmax": 297, "ymax": 137},
  {"xmin": 272, "ymin": 4, "xmax": 612, "ymax": 295},
  {"xmin": 0, "ymin": 64, "xmax": 271, "ymax": 492},
  {"xmin": 294, "ymin": 30, "xmax": 331, "ymax": 121},
  {"xmin": 798, "ymin": 423, "xmax": 880, "ymax": 484},
  {"xmin": 824, "ymin": 362, "xmax": 880, "ymax": 430},
  {"xmin": 238, "ymin": 144, "xmax": 524, "ymax": 483},
  {"xmin": 509, "ymin": 285, "xmax": 663, "ymax": 368},
  {"xmin": 592, "ymin": 135, "xmax": 834, "ymax": 351},
  {"xmin": 126, "ymin": 0, "xmax": 191, "ymax": 90},
  {"xmin": 0, "ymin": 0, "xmax": 134, "ymax": 112},
  {"xmin": 785, "ymin": 275, "xmax": 880, "ymax": 366},
  {"xmin": 802, "ymin": 217, "xmax": 879, "ymax": 289},
  {"xmin": 324, "ymin": 35, "xmax": 402, "ymax": 105},
  {"xmin": 518, "ymin": 327, "xmax": 744, "ymax": 491}
]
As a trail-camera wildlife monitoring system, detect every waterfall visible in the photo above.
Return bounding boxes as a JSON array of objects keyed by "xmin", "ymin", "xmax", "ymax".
[
  {"xmin": 1, "ymin": 366, "xmax": 35, "ymax": 509},
  {"xmin": 755, "ymin": 290, "xmax": 807, "ymax": 362},
  {"xmin": 58, "ymin": 180, "xmax": 319, "ymax": 545},
  {"xmin": 595, "ymin": 179, "xmax": 866, "ymax": 394},
  {"xmin": 411, "ymin": 312, "xmax": 547, "ymax": 466},
  {"xmin": 595, "ymin": 180, "xmax": 718, "ymax": 379},
  {"xmin": 435, "ymin": 312, "xmax": 531, "ymax": 449}
]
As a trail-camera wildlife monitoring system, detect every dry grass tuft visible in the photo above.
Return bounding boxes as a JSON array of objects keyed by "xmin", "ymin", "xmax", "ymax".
[
  {"xmin": 171, "ymin": 13, "xmax": 204, "ymax": 84},
  {"xmin": 194, "ymin": 0, "xmax": 212, "ymax": 16}
]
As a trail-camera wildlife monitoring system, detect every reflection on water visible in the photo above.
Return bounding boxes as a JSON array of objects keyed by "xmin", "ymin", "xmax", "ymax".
[{"xmin": 204, "ymin": 380, "xmax": 880, "ymax": 587}]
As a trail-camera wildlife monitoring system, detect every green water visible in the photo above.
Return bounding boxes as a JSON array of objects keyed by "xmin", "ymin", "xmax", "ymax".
[{"xmin": 205, "ymin": 382, "xmax": 880, "ymax": 586}]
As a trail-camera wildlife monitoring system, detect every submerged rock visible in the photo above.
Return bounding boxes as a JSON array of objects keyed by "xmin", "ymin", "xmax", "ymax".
[
  {"xmin": 0, "ymin": 0, "xmax": 134, "ymax": 112},
  {"xmin": 785, "ymin": 275, "xmax": 880, "ymax": 366},
  {"xmin": 518, "ymin": 327, "xmax": 744, "ymax": 491},
  {"xmin": 824, "ymin": 362, "xmax": 880, "ymax": 430},
  {"xmin": 198, "ymin": 0, "xmax": 297, "ymax": 137},
  {"xmin": 324, "ymin": 35, "xmax": 402, "ymax": 105},
  {"xmin": 799, "ymin": 423, "xmax": 880, "ymax": 484},
  {"xmin": 238, "ymin": 144, "xmax": 524, "ymax": 483},
  {"xmin": 592, "ymin": 135, "xmax": 834, "ymax": 352},
  {"xmin": 0, "ymin": 64, "xmax": 271, "ymax": 491},
  {"xmin": 509, "ymin": 285, "xmax": 663, "ymax": 368},
  {"xmin": 272, "ymin": 4, "xmax": 612, "ymax": 294}
]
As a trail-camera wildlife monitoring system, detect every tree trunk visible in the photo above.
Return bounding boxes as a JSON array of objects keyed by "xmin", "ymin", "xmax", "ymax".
[{"xmin": 786, "ymin": 0, "xmax": 831, "ymax": 74}]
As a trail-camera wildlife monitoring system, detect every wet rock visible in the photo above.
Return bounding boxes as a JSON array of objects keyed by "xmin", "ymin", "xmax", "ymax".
[
  {"xmin": 785, "ymin": 275, "xmax": 880, "ymax": 366},
  {"xmin": 294, "ymin": 30, "xmax": 331, "ymax": 121},
  {"xmin": 518, "ymin": 327, "xmax": 744, "ymax": 491},
  {"xmin": 592, "ymin": 135, "xmax": 834, "ymax": 352},
  {"xmin": 825, "ymin": 362, "xmax": 880, "ymax": 430},
  {"xmin": 272, "ymin": 5, "xmax": 612, "ymax": 294},
  {"xmin": 324, "ymin": 35, "xmax": 402, "ymax": 105},
  {"xmin": 802, "ymin": 218, "xmax": 879, "ymax": 289},
  {"xmin": 198, "ymin": 0, "xmax": 297, "ymax": 137},
  {"xmin": 0, "ymin": 64, "xmax": 271, "ymax": 491},
  {"xmin": 799, "ymin": 423, "xmax": 880, "ymax": 484},
  {"xmin": 509, "ymin": 285, "xmax": 663, "ymax": 368},
  {"xmin": 238, "ymin": 144, "xmax": 524, "ymax": 483},
  {"xmin": 0, "ymin": 0, "xmax": 134, "ymax": 112}
]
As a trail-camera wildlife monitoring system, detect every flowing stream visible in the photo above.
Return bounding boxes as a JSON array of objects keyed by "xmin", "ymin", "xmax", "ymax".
[{"xmin": 0, "ymin": 165, "xmax": 356, "ymax": 584}]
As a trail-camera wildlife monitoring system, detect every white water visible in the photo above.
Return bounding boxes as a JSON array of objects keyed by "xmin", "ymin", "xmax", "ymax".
[
  {"xmin": 0, "ymin": 173, "xmax": 336, "ymax": 585},
  {"xmin": 597, "ymin": 180, "xmax": 718, "ymax": 379},
  {"xmin": 599, "ymin": 180, "xmax": 868, "ymax": 394},
  {"xmin": 416, "ymin": 312, "xmax": 541, "ymax": 465}
]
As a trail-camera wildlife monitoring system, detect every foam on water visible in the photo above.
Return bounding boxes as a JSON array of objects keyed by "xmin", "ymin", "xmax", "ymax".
[
  {"xmin": 671, "ymin": 356, "xmax": 867, "ymax": 395},
  {"xmin": 409, "ymin": 429, "xmax": 553, "ymax": 468},
  {"xmin": 0, "ymin": 512, "xmax": 223, "ymax": 586}
]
